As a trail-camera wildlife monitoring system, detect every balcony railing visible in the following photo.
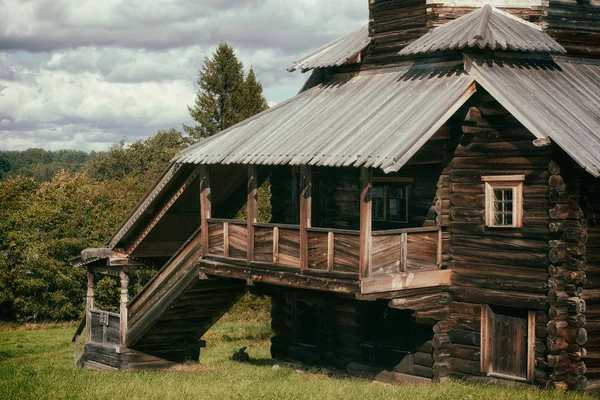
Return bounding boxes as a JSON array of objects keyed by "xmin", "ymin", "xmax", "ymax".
[{"xmin": 203, "ymin": 219, "xmax": 447, "ymax": 292}]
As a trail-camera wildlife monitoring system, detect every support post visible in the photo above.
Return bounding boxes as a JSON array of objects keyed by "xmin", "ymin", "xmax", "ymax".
[
  {"xmin": 86, "ymin": 270, "xmax": 94, "ymax": 343},
  {"xmin": 199, "ymin": 166, "xmax": 211, "ymax": 255},
  {"xmin": 247, "ymin": 165, "xmax": 258, "ymax": 264},
  {"xmin": 119, "ymin": 270, "xmax": 129, "ymax": 346},
  {"xmin": 359, "ymin": 168, "xmax": 372, "ymax": 279},
  {"xmin": 401, "ymin": 232, "xmax": 408, "ymax": 273},
  {"xmin": 299, "ymin": 165, "xmax": 312, "ymax": 271}
]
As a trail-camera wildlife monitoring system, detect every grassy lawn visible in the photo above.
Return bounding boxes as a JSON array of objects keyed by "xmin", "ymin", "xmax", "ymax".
[{"xmin": 0, "ymin": 316, "xmax": 595, "ymax": 400}]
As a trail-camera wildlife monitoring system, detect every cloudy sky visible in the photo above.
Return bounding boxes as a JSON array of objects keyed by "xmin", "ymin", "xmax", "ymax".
[{"xmin": 0, "ymin": 0, "xmax": 367, "ymax": 151}]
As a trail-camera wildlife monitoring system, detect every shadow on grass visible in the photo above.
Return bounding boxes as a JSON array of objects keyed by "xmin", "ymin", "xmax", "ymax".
[{"xmin": 243, "ymin": 357, "xmax": 276, "ymax": 367}]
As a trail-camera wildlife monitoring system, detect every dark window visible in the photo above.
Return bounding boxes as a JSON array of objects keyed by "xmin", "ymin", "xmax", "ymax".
[
  {"xmin": 372, "ymin": 183, "xmax": 409, "ymax": 223},
  {"xmin": 294, "ymin": 298, "xmax": 318, "ymax": 347},
  {"xmin": 360, "ymin": 302, "xmax": 415, "ymax": 368}
]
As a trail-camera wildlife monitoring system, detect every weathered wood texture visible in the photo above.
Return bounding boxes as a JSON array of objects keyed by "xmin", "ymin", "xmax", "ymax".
[
  {"xmin": 363, "ymin": 0, "xmax": 599, "ymax": 69},
  {"xmin": 581, "ymin": 168, "xmax": 600, "ymax": 391},
  {"xmin": 438, "ymin": 92, "xmax": 555, "ymax": 386},
  {"xmin": 271, "ymin": 289, "xmax": 437, "ymax": 377}
]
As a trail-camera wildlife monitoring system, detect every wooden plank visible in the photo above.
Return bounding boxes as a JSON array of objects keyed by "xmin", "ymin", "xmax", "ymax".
[
  {"xmin": 253, "ymin": 225, "xmax": 273, "ymax": 263},
  {"xmin": 228, "ymin": 223, "xmax": 247, "ymax": 260},
  {"xmin": 223, "ymin": 222, "xmax": 229, "ymax": 257},
  {"xmin": 401, "ymin": 232, "xmax": 408, "ymax": 273},
  {"xmin": 86, "ymin": 270, "xmax": 94, "ymax": 343},
  {"xmin": 299, "ymin": 165, "xmax": 312, "ymax": 271},
  {"xmin": 277, "ymin": 228, "xmax": 301, "ymax": 266},
  {"xmin": 360, "ymin": 270, "xmax": 452, "ymax": 294},
  {"xmin": 307, "ymin": 230, "xmax": 328, "ymax": 270},
  {"xmin": 273, "ymin": 227, "xmax": 279, "ymax": 264},
  {"xmin": 360, "ymin": 167, "xmax": 372, "ymax": 278},
  {"xmin": 327, "ymin": 232, "xmax": 334, "ymax": 272},
  {"xmin": 119, "ymin": 271, "xmax": 128, "ymax": 346},
  {"xmin": 333, "ymin": 233, "xmax": 360, "ymax": 273},
  {"xmin": 199, "ymin": 165, "xmax": 211, "ymax": 255},
  {"xmin": 247, "ymin": 165, "xmax": 258, "ymax": 264}
]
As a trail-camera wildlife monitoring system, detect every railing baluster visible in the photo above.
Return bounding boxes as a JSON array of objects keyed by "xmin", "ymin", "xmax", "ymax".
[
  {"xmin": 401, "ymin": 232, "xmax": 408, "ymax": 273},
  {"xmin": 223, "ymin": 222, "xmax": 229, "ymax": 257},
  {"xmin": 327, "ymin": 231, "xmax": 334, "ymax": 272},
  {"xmin": 437, "ymin": 229, "xmax": 443, "ymax": 268},
  {"xmin": 272, "ymin": 226, "xmax": 279, "ymax": 264}
]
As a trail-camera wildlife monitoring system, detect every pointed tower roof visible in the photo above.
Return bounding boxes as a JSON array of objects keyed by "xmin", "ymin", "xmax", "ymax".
[{"xmin": 400, "ymin": 5, "xmax": 566, "ymax": 56}]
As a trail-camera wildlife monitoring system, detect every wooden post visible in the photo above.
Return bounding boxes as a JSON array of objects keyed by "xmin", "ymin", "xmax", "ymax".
[
  {"xmin": 359, "ymin": 168, "xmax": 372, "ymax": 279},
  {"xmin": 199, "ymin": 166, "xmax": 211, "ymax": 255},
  {"xmin": 272, "ymin": 226, "xmax": 279, "ymax": 264},
  {"xmin": 223, "ymin": 222, "xmax": 229, "ymax": 257},
  {"xmin": 86, "ymin": 270, "xmax": 94, "ymax": 343},
  {"xmin": 247, "ymin": 165, "xmax": 258, "ymax": 264},
  {"xmin": 299, "ymin": 165, "xmax": 312, "ymax": 271},
  {"xmin": 119, "ymin": 270, "xmax": 129, "ymax": 346},
  {"xmin": 401, "ymin": 232, "xmax": 408, "ymax": 273},
  {"xmin": 327, "ymin": 232, "xmax": 335, "ymax": 272},
  {"xmin": 437, "ymin": 229, "xmax": 443, "ymax": 268}
]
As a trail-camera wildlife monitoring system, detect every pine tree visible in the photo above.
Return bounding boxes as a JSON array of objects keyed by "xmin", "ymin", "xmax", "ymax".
[
  {"xmin": 184, "ymin": 43, "xmax": 268, "ymax": 139},
  {"xmin": 239, "ymin": 67, "xmax": 268, "ymax": 121}
]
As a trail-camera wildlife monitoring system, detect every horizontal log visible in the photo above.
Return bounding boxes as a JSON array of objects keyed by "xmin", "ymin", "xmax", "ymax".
[{"xmin": 451, "ymin": 287, "xmax": 547, "ymax": 310}]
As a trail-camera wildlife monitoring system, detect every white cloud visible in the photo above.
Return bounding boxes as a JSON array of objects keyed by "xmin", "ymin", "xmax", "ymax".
[{"xmin": 0, "ymin": 0, "xmax": 367, "ymax": 151}]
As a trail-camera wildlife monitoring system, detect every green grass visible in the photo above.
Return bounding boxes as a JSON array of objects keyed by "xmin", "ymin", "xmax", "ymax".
[{"xmin": 0, "ymin": 318, "xmax": 594, "ymax": 400}]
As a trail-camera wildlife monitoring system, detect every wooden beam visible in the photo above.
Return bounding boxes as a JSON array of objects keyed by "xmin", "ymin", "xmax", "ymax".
[
  {"xmin": 119, "ymin": 270, "xmax": 129, "ymax": 346},
  {"xmin": 327, "ymin": 231, "xmax": 335, "ymax": 272},
  {"xmin": 223, "ymin": 222, "xmax": 229, "ymax": 258},
  {"xmin": 198, "ymin": 259, "xmax": 359, "ymax": 294},
  {"xmin": 126, "ymin": 167, "xmax": 200, "ymax": 254},
  {"xmin": 360, "ymin": 270, "xmax": 452, "ymax": 294},
  {"xmin": 401, "ymin": 232, "xmax": 408, "ymax": 273},
  {"xmin": 359, "ymin": 168, "xmax": 372, "ymax": 279},
  {"xmin": 247, "ymin": 165, "xmax": 258, "ymax": 264},
  {"xmin": 86, "ymin": 270, "xmax": 94, "ymax": 343},
  {"xmin": 199, "ymin": 166, "xmax": 211, "ymax": 256},
  {"xmin": 272, "ymin": 226, "xmax": 280, "ymax": 264},
  {"xmin": 299, "ymin": 165, "xmax": 312, "ymax": 271}
]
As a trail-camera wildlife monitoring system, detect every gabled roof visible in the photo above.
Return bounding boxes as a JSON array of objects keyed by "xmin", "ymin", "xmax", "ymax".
[
  {"xmin": 468, "ymin": 56, "xmax": 600, "ymax": 177},
  {"xmin": 175, "ymin": 62, "xmax": 476, "ymax": 173},
  {"xmin": 174, "ymin": 55, "xmax": 600, "ymax": 177},
  {"xmin": 400, "ymin": 5, "xmax": 566, "ymax": 56},
  {"xmin": 287, "ymin": 24, "xmax": 371, "ymax": 72}
]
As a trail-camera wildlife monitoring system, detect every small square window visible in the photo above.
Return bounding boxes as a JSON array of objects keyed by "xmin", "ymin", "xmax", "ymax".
[{"xmin": 482, "ymin": 176, "xmax": 524, "ymax": 228}]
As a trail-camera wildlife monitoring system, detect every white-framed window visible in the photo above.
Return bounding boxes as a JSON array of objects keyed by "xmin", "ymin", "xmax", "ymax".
[
  {"xmin": 372, "ymin": 180, "xmax": 411, "ymax": 223},
  {"xmin": 482, "ymin": 175, "xmax": 524, "ymax": 228},
  {"xmin": 481, "ymin": 304, "xmax": 535, "ymax": 382}
]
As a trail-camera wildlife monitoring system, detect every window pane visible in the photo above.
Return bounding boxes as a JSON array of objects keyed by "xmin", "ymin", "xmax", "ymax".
[
  {"xmin": 372, "ymin": 186, "xmax": 384, "ymax": 198},
  {"xmin": 492, "ymin": 188, "xmax": 515, "ymax": 226},
  {"xmin": 389, "ymin": 199, "xmax": 398, "ymax": 218}
]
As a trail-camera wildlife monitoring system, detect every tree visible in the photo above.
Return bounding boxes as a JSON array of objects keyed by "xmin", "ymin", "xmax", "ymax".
[
  {"xmin": 240, "ymin": 67, "xmax": 269, "ymax": 121},
  {"xmin": 184, "ymin": 43, "xmax": 268, "ymax": 139},
  {"xmin": 0, "ymin": 156, "xmax": 10, "ymax": 180}
]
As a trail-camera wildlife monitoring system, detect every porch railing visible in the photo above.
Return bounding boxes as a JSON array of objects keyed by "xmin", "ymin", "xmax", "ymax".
[
  {"xmin": 370, "ymin": 226, "xmax": 442, "ymax": 277},
  {"xmin": 204, "ymin": 218, "xmax": 442, "ymax": 280}
]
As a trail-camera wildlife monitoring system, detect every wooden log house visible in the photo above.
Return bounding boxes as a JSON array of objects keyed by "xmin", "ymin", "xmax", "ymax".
[{"xmin": 71, "ymin": 0, "xmax": 600, "ymax": 391}]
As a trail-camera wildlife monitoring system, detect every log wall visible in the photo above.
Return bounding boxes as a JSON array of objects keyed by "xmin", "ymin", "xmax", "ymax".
[
  {"xmin": 439, "ymin": 90, "xmax": 555, "ymax": 386},
  {"xmin": 581, "ymin": 169, "xmax": 600, "ymax": 391},
  {"xmin": 363, "ymin": 0, "xmax": 600, "ymax": 69}
]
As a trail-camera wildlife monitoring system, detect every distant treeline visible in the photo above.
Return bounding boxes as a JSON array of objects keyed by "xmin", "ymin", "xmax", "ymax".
[{"xmin": 0, "ymin": 149, "xmax": 92, "ymax": 182}]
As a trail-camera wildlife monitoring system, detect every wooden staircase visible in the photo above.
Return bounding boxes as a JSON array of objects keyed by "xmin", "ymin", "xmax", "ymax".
[{"xmin": 80, "ymin": 228, "xmax": 247, "ymax": 370}]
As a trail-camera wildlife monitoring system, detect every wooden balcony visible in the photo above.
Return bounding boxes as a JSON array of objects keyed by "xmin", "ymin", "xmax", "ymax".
[{"xmin": 199, "ymin": 218, "xmax": 451, "ymax": 296}]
